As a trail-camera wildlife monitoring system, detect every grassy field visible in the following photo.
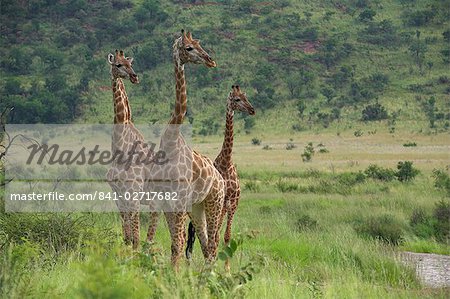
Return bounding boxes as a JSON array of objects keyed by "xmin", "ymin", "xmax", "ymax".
[{"xmin": 1, "ymin": 127, "xmax": 449, "ymax": 298}]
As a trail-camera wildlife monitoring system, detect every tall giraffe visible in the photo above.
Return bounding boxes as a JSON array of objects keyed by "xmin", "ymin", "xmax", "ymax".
[
  {"xmin": 145, "ymin": 30, "xmax": 225, "ymax": 267},
  {"xmin": 186, "ymin": 85, "xmax": 255, "ymax": 271},
  {"xmin": 106, "ymin": 50, "xmax": 150, "ymax": 249}
]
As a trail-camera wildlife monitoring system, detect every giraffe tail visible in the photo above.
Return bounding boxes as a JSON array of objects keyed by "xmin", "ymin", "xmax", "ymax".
[{"xmin": 185, "ymin": 221, "xmax": 196, "ymax": 260}]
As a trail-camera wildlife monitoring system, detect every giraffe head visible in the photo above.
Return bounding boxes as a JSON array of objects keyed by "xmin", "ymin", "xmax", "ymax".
[
  {"xmin": 228, "ymin": 85, "xmax": 255, "ymax": 115},
  {"xmin": 108, "ymin": 50, "xmax": 139, "ymax": 84},
  {"xmin": 174, "ymin": 30, "xmax": 217, "ymax": 68}
]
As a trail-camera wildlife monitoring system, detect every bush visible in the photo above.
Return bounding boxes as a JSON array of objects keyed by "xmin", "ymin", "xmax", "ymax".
[
  {"xmin": 409, "ymin": 208, "xmax": 435, "ymax": 239},
  {"xmin": 432, "ymin": 169, "xmax": 450, "ymax": 195},
  {"xmin": 292, "ymin": 123, "xmax": 305, "ymax": 132},
  {"xmin": 395, "ymin": 161, "xmax": 419, "ymax": 182},
  {"xmin": 358, "ymin": 9, "xmax": 376, "ymax": 22},
  {"xmin": 364, "ymin": 164, "xmax": 396, "ymax": 182},
  {"xmin": 301, "ymin": 142, "xmax": 315, "ymax": 162},
  {"xmin": 362, "ymin": 103, "xmax": 389, "ymax": 121},
  {"xmin": 432, "ymin": 200, "xmax": 450, "ymax": 243},
  {"xmin": 251, "ymin": 137, "xmax": 261, "ymax": 146},
  {"xmin": 354, "ymin": 129, "xmax": 363, "ymax": 137},
  {"xmin": 359, "ymin": 20, "xmax": 399, "ymax": 46},
  {"xmin": 286, "ymin": 142, "xmax": 296, "ymax": 150},
  {"xmin": 356, "ymin": 214, "xmax": 404, "ymax": 245},
  {"xmin": 403, "ymin": 142, "xmax": 417, "ymax": 147},
  {"xmin": 410, "ymin": 201, "xmax": 450, "ymax": 244},
  {"xmin": 402, "ymin": 9, "xmax": 436, "ymax": 27}
]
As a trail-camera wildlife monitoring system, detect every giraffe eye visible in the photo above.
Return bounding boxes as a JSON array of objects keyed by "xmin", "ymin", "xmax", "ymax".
[
  {"xmin": 235, "ymin": 98, "xmax": 241, "ymax": 102},
  {"xmin": 186, "ymin": 46, "xmax": 194, "ymax": 51},
  {"xmin": 116, "ymin": 64, "xmax": 122, "ymax": 68}
]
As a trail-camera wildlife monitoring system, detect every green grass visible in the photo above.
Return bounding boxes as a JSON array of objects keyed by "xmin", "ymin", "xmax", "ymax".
[{"xmin": 1, "ymin": 138, "xmax": 449, "ymax": 298}]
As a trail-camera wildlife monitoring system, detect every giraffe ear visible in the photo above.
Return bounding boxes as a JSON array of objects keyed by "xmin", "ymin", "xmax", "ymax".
[
  {"xmin": 187, "ymin": 31, "xmax": 193, "ymax": 40},
  {"xmin": 108, "ymin": 53, "xmax": 115, "ymax": 64},
  {"xmin": 126, "ymin": 57, "xmax": 134, "ymax": 64}
]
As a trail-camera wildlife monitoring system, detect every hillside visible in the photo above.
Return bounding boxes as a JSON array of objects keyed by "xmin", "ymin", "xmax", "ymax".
[{"xmin": 1, "ymin": 0, "xmax": 449, "ymax": 136}]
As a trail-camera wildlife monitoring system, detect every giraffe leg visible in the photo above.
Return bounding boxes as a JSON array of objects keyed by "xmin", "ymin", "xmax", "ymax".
[
  {"xmin": 131, "ymin": 210, "xmax": 140, "ymax": 250},
  {"xmin": 146, "ymin": 212, "xmax": 160, "ymax": 243},
  {"xmin": 216, "ymin": 203, "xmax": 227, "ymax": 247},
  {"xmin": 119, "ymin": 211, "xmax": 132, "ymax": 245},
  {"xmin": 189, "ymin": 204, "xmax": 209, "ymax": 259},
  {"xmin": 223, "ymin": 211, "xmax": 235, "ymax": 272},
  {"xmin": 165, "ymin": 212, "xmax": 187, "ymax": 270},
  {"xmin": 110, "ymin": 182, "xmax": 132, "ymax": 246},
  {"xmin": 204, "ymin": 189, "xmax": 224, "ymax": 263}
]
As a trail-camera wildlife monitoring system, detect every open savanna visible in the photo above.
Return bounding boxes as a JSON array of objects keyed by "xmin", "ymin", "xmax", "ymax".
[{"xmin": 1, "ymin": 127, "xmax": 449, "ymax": 298}]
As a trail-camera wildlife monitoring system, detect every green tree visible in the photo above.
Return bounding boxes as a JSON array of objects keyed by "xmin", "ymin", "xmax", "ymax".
[
  {"xmin": 409, "ymin": 31, "xmax": 428, "ymax": 69},
  {"xmin": 297, "ymin": 100, "xmax": 306, "ymax": 119},
  {"xmin": 358, "ymin": 9, "xmax": 376, "ymax": 22}
]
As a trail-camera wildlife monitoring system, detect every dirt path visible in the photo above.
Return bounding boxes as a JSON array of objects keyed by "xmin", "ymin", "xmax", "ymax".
[{"xmin": 401, "ymin": 252, "xmax": 450, "ymax": 288}]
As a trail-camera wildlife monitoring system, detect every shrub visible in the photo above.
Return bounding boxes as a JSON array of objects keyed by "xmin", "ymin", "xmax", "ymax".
[
  {"xmin": 362, "ymin": 103, "xmax": 389, "ymax": 121},
  {"xmin": 432, "ymin": 169, "xmax": 450, "ymax": 195},
  {"xmin": 410, "ymin": 202, "xmax": 450, "ymax": 244},
  {"xmin": 358, "ymin": 9, "xmax": 376, "ymax": 22},
  {"xmin": 403, "ymin": 142, "xmax": 417, "ymax": 147},
  {"xmin": 409, "ymin": 208, "xmax": 435, "ymax": 239},
  {"xmin": 354, "ymin": 129, "xmax": 363, "ymax": 137},
  {"xmin": 432, "ymin": 200, "xmax": 450, "ymax": 243},
  {"xmin": 251, "ymin": 137, "xmax": 261, "ymax": 145},
  {"xmin": 359, "ymin": 20, "xmax": 399, "ymax": 46},
  {"xmin": 286, "ymin": 142, "xmax": 296, "ymax": 150},
  {"xmin": 301, "ymin": 142, "xmax": 315, "ymax": 162},
  {"xmin": 395, "ymin": 161, "xmax": 419, "ymax": 182},
  {"xmin": 356, "ymin": 214, "xmax": 404, "ymax": 245},
  {"xmin": 402, "ymin": 9, "xmax": 436, "ymax": 27},
  {"xmin": 296, "ymin": 215, "xmax": 318, "ymax": 232},
  {"xmin": 337, "ymin": 172, "xmax": 366, "ymax": 186},
  {"xmin": 292, "ymin": 123, "xmax": 305, "ymax": 131},
  {"xmin": 364, "ymin": 164, "xmax": 396, "ymax": 182}
]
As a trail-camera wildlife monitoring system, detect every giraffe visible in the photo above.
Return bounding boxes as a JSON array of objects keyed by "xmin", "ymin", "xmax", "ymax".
[
  {"xmin": 106, "ymin": 49, "xmax": 151, "ymax": 249},
  {"xmin": 145, "ymin": 30, "xmax": 225, "ymax": 268},
  {"xmin": 186, "ymin": 85, "xmax": 255, "ymax": 271}
]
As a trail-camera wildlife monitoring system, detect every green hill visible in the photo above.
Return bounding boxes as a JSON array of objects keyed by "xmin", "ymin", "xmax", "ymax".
[{"xmin": 1, "ymin": 0, "xmax": 449, "ymax": 136}]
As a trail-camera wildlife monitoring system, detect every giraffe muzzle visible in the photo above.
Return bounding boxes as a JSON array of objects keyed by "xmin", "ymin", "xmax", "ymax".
[
  {"xmin": 129, "ymin": 73, "xmax": 139, "ymax": 84},
  {"xmin": 204, "ymin": 56, "xmax": 217, "ymax": 68}
]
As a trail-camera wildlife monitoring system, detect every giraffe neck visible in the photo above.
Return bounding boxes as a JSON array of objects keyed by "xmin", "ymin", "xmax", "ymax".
[
  {"xmin": 170, "ymin": 40, "xmax": 187, "ymax": 125},
  {"xmin": 112, "ymin": 78, "xmax": 131, "ymax": 124},
  {"xmin": 218, "ymin": 104, "xmax": 234, "ymax": 163}
]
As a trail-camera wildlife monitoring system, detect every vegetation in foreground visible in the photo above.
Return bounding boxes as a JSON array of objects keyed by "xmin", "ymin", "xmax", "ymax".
[{"xmin": 1, "ymin": 147, "xmax": 449, "ymax": 298}]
